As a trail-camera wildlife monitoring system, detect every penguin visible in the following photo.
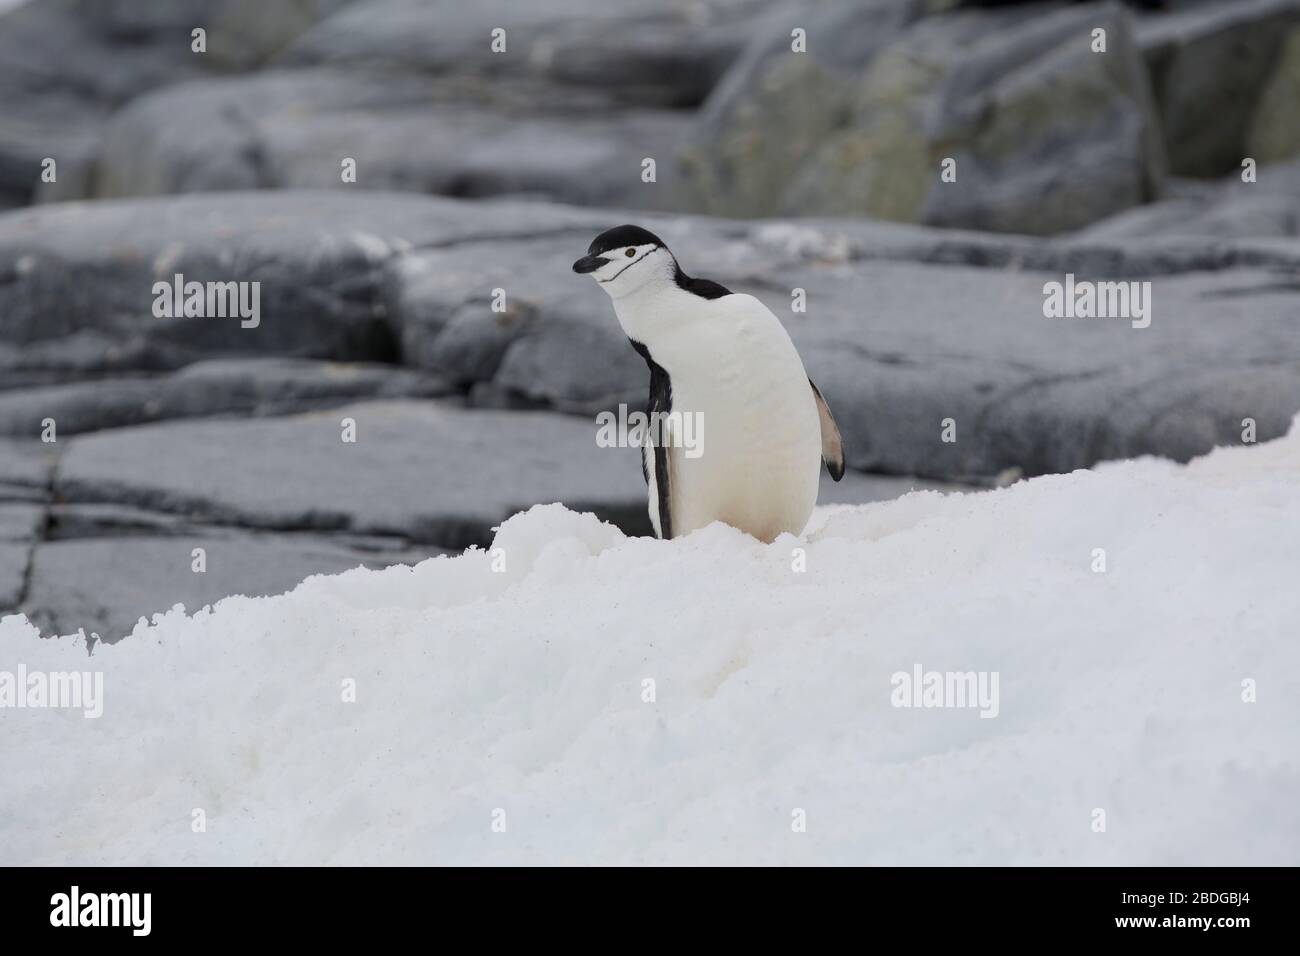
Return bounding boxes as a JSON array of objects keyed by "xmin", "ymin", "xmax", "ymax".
[{"xmin": 573, "ymin": 224, "xmax": 844, "ymax": 544}]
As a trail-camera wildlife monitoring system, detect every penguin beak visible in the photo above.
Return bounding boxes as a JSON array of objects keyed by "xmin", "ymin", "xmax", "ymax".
[{"xmin": 572, "ymin": 254, "xmax": 608, "ymax": 275}]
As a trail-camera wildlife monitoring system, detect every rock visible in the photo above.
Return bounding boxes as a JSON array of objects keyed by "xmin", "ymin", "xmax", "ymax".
[
  {"xmin": 0, "ymin": 358, "xmax": 454, "ymax": 438},
  {"xmin": 0, "ymin": 465, "xmax": 46, "ymax": 613},
  {"xmin": 0, "ymin": 0, "xmax": 348, "ymax": 207},
  {"xmin": 0, "ymin": 541, "xmax": 24, "ymax": 607},
  {"xmin": 775, "ymin": 257, "xmax": 1300, "ymax": 478},
  {"xmin": 4, "ymin": 191, "xmax": 1299, "ymax": 482},
  {"xmin": 1139, "ymin": 0, "xmax": 1300, "ymax": 178},
  {"xmin": 54, "ymin": 400, "xmax": 655, "ymax": 549},
  {"xmin": 683, "ymin": 0, "xmax": 1165, "ymax": 235},
  {"xmin": 0, "ymin": 440, "xmax": 49, "ymax": 612},
  {"xmin": 1246, "ymin": 20, "xmax": 1300, "ymax": 165},
  {"xmin": 679, "ymin": 0, "xmax": 925, "ymax": 220},
  {"xmin": 90, "ymin": 68, "xmax": 691, "ymax": 209},
  {"xmin": 0, "ymin": 192, "xmax": 605, "ymax": 375},
  {"xmin": 0, "ymin": 501, "xmax": 42, "ymax": 541},
  {"xmin": 1072, "ymin": 157, "xmax": 1300, "ymax": 240},
  {"xmin": 20, "ymin": 530, "xmax": 443, "ymax": 642},
  {"xmin": 0, "ymin": 499, "xmax": 42, "ymax": 609},
  {"xmin": 0, "ymin": 438, "xmax": 54, "ymax": 491},
  {"xmin": 279, "ymin": 0, "xmax": 765, "ymax": 109},
  {"xmin": 386, "ymin": 236, "xmax": 645, "ymax": 410}
]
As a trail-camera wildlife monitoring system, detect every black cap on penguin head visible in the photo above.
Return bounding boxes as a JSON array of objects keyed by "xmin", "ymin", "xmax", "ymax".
[
  {"xmin": 573, "ymin": 224, "xmax": 668, "ymax": 274},
  {"xmin": 586, "ymin": 224, "xmax": 665, "ymax": 257}
]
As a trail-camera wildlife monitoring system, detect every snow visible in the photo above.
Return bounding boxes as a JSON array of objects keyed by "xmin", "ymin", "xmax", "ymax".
[{"xmin": 2, "ymin": 420, "xmax": 1298, "ymax": 865}]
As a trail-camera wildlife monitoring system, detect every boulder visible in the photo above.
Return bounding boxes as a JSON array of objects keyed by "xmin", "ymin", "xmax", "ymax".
[
  {"xmin": 679, "ymin": 0, "xmax": 927, "ymax": 220},
  {"xmin": 1246, "ymin": 18, "xmax": 1300, "ymax": 165},
  {"xmin": 278, "ymin": 0, "xmax": 767, "ymax": 109},
  {"xmin": 0, "ymin": 0, "xmax": 351, "ymax": 207},
  {"xmin": 386, "ymin": 236, "xmax": 646, "ymax": 411},
  {"xmin": 89, "ymin": 68, "xmax": 690, "ymax": 209},
  {"xmin": 681, "ymin": 0, "xmax": 1165, "ymax": 235},
  {"xmin": 0, "ymin": 192, "xmax": 604, "ymax": 375},
  {"xmin": 1139, "ymin": 0, "xmax": 1300, "ymax": 177}
]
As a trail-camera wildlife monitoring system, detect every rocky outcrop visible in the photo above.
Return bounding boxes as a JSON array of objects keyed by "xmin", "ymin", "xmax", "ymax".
[
  {"xmin": 1073, "ymin": 156, "xmax": 1300, "ymax": 239},
  {"xmin": 680, "ymin": 0, "xmax": 1168, "ymax": 232},
  {"xmin": 1139, "ymin": 0, "xmax": 1300, "ymax": 177},
  {"xmin": 0, "ymin": 0, "xmax": 352, "ymax": 207},
  {"xmin": 278, "ymin": 0, "xmax": 761, "ymax": 109},
  {"xmin": 2, "ymin": 191, "xmax": 1297, "ymax": 482},
  {"xmin": 21, "ymin": 0, "xmax": 768, "ymax": 209},
  {"xmin": 89, "ymin": 68, "xmax": 691, "ymax": 208},
  {"xmin": 0, "ymin": 192, "xmax": 602, "ymax": 377},
  {"xmin": 6, "ymin": 0, "xmax": 1298, "ymax": 232}
]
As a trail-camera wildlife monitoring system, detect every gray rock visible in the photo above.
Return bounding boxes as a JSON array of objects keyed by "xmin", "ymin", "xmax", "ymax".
[
  {"xmin": 20, "ymin": 530, "xmax": 443, "ymax": 643},
  {"xmin": 0, "ymin": 541, "xmax": 25, "ymax": 607},
  {"xmin": 0, "ymin": 191, "xmax": 605, "ymax": 374},
  {"xmin": 0, "ymin": 358, "xmax": 454, "ymax": 438},
  {"xmin": 0, "ymin": 438, "xmax": 54, "ymax": 491},
  {"xmin": 55, "ymin": 400, "xmax": 655, "ymax": 549},
  {"xmin": 0, "ymin": 501, "xmax": 43, "ymax": 541},
  {"xmin": 4, "ymin": 191, "xmax": 1299, "ymax": 484},
  {"xmin": 0, "ymin": 497, "xmax": 44, "ymax": 614},
  {"xmin": 775, "ymin": 258, "xmax": 1300, "ymax": 478},
  {"xmin": 0, "ymin": 439, "xmax": 50, "ymax": 611},
  {"xmin": 679, "ymin": 0, "xmax": 926, "ymax": 220},
  {"xmin": 386, "ymin": 236, "xmax": 645, "ymax": 410},
  {"xmin": 681, "ymin": 1, "xmax": 1165, "ymax": 235},
  {"xmin": 1139, "ymin": 0, "xmax": 1300, "ymax": 178},
  {"xmin": 90, "ymin": 68, "xmax": 691, "ymax": 209},
  {"xmin": 279, "ymin": 0, "xmax": 765, "ymax": 109},
  {"xmin": 1072, "ymin": 157, "xmax": 1300, "ymax": 240},
  {"xmin": 0, "ymin": 0, "xmax": 350, "ymax": 207},
  {"xmin": 1246, "ymin": 19, "xmax": 1300, "ymax": 165}
]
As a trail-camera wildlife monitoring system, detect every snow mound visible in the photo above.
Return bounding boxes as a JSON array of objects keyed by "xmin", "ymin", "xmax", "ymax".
[{"xmin": 2, "ymin": 423, "xmax": 1299, "ymax": 865}]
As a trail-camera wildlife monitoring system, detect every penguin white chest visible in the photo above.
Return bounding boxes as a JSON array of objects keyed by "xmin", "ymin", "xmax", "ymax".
[{"xmin": 624, "ymin": 293, "xmax": 822, "ymax": 543}]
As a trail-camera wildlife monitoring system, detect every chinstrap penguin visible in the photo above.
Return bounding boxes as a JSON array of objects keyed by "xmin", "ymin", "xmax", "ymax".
[{"xmin": 573, "ymin": 224, "xmax": 844, "ymax": 543}]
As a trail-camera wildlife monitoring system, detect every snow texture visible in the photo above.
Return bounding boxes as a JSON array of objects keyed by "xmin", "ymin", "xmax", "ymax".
[{"xmin": 2, "ymin": 418, "xmax": 1298, "ymax": 865}]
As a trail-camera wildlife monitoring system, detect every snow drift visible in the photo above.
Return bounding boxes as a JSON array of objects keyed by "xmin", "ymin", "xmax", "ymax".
[{"xmin": 2, "ymin": 420, "xmax": 1299, "ymax": 865}]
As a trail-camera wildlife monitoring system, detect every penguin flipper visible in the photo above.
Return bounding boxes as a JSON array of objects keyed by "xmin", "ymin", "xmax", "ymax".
[{"xmin": 809, "ymin": 378, "xmax": 845, "ymax": 482}]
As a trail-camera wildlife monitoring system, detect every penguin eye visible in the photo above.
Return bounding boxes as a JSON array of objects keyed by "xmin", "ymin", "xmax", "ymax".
[{"xmin": 625, "ymin": 247, "xmax": 636, "ymax": 258}]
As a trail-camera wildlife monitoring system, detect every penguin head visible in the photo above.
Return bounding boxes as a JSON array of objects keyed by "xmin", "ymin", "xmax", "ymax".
[{"xmin": 573, "ymin": 224, "xmax": 674, "ymax": 298}]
